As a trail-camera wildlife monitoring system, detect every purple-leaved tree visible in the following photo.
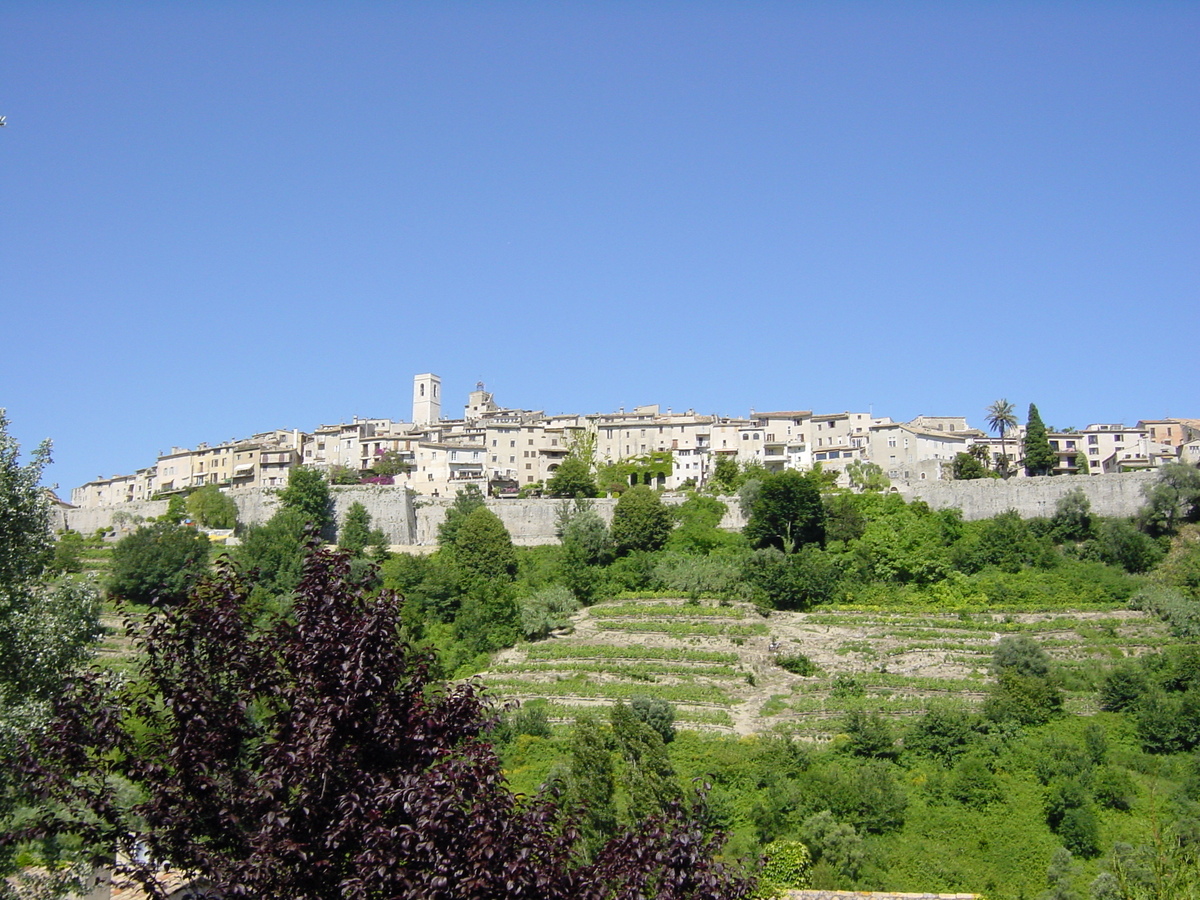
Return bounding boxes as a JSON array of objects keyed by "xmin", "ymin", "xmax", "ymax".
[{"xmin": 13, "ymin": 546, "xmax": 753, "ymax": 900}]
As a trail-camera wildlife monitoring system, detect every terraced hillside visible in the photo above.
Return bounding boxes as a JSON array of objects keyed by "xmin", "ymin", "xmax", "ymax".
[{"xmin": 482, "ymin": 599, "xmax": 1171, "ymax": 737}]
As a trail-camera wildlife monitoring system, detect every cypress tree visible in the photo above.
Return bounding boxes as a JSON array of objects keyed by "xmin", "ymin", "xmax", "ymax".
[{"xmin": 1023, "ymin": 403, "xmax": 1057, "ymax": 476}]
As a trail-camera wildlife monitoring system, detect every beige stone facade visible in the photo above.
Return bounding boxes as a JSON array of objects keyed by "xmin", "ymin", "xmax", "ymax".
[{"xmin": 69, "ymin": 372, "xmax": 1199, "ymax": 507}]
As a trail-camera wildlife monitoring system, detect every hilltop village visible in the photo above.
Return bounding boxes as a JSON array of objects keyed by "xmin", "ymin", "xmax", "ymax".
[{"xmin": 72, "ymin": 373, "xmax": 1200, "ymax": 508}]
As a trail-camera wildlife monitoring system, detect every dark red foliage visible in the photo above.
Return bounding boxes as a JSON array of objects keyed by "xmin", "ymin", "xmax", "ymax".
[{"xmin": 13, "ymin": 548, "xmax": 753, "ymax": 900}]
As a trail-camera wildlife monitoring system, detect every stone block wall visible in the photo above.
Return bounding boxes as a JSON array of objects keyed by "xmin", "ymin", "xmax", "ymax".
[
  {"xmin": 902, "ymin": 470, "xmax": 1155, "ymax": 521},
  {"xmin": 62, "ymin": 471, "xmax": 1157, "ymax": 547}
]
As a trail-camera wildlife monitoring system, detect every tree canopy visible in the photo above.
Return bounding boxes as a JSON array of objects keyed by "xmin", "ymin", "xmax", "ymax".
[
  {"xmin": 1023, "ymin": 404, "xmax": 1057, "ymax": 477},
  {"xmin": 107, "ymin": 521, "xmax": 212, "ymax": 606},
  {"xmin": 546, "ymin": 457, "xmax": 598, "ymax": 499},
  {"xmin": 0, "ymin": 412, "xmax": 101, "ymax": 886},
  {"xmin": 278, "ymin": 466, "xmax": 333, "ymax": 533},
  {"xmin": 743, "ymin": 470, "xmax": 826, "ymax": 552},
  {"xmin": 610, "ymin": 485, "xmax": 674, "ymax": 554},
  {"xmin": 185, "ymin": 485, "xmax": 238, "ymax": 529}
]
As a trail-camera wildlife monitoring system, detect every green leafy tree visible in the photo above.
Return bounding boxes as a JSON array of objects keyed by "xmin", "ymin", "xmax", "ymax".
[
  {"xmin": 1086, "ymin": 519, "xmax": 1164, "ymax": 573},
  {"xmin": 1051, "ymin": 488, "xmax": 1093, "ymax": 542},
  {"xmin": 559, "ymin": 509, "xmax": 613, "ymax": 603},
  {"xmin": 107, "ymin": 521, "xmax": 212, "ymax": 605},
  {"xmin": 518, "ymin": 585, "xmax": 580, "ymax": 640},
  {"xmin": 992, "ymin": 635, "xmax": 1051, "ymax": 677},
  {"xmin": 337, "ymin": 501, "xmax": 385, "ymax": 557},
  {"xmin": 708, "ymin": 456, "xmax": 741, "ymax": 494},
  {"xmin": 162, "ymin": 493, "xmax": 188, "ymax": 525},
  {"xmin": 1074, "ymin": 450, "xmax": 1090, "ymax": 475},
  {"xmin": 278, "ymin": 465, "xmax": 333, "ymax": 533},
  {"xmin": 744, "ymin": 470, "xmax": 826, "ymax": 552},
  {"xmin": 327, "ymin": 464, "xmax": 362, "ymax": 485},
  {"xmin": 370, "ymin": 449, "xmax": 411, "ymax": 477},
  {"xmin": 1023, "ymin": 403, "xmax": 1057, "ymax": 476},
  {"xmin": 233, "ymin": 507, "xmax": 310, "ymax": 597},
  {"xmin": 451, "ymin": 506, "xmax": 518, "ymax": 583},
  {"xmin": 564, "ymin": 713, "xmax": 619, "ymax": 858},
  {"xmin": 1141, "ymin": 463, "xmax": 1200, "ymax": 536},
  {"xmin": 609, "ymin": 701, "xmax": 681, "ymax": 822},
  {"xmin": 845, "ymin": 460, "xmax": 890, "ymax": 493},
  {"xmin": 841, "ymin": 710, "xmax": 898, "ymax": 760},
  {"xmin": 951, "ymin": 452, "xmax": 994, "ymax": 481},
  {"xmin": 49, "ymin": 529, "xmax": 86, "ymax": 575},
  {"xmin": 800, "ymin": 812, "xmax": 861, "ymax": 882},
  {"xmin": 630, "ymin": 696, "xmax": 676, "ymax": 745},
  {"xmin": 665, "ymin": 495, "xmax": 738, "ymax": 555},
  {"xmin": 437, "ymin": 484, "xmax": 487, "ymax": 547},
  {"xmin": 985, "ymin": 399, "xmax": 1018, "ymax": 478},
  {"xmin": 610, "ymin": 485, "xmax": 674, "ymax": 554},
  {"xmin": 186, "ymin": 485, "xmax": 238, "ymax": 529},
  {"xmin": 0, "ymin": 412, "xmax": 102, "ymax": 889},
  {"xmin": 743, "ymin": 547, "xmax": 843, "ymax": 610},
  {"xmin": 546, "ymin": 456, "xmax": 598, "ymax": 499}
]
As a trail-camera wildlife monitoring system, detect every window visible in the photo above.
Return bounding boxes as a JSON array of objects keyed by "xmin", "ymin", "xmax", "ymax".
[
  {"xmin": 528, "ymin": 439, "xmax": 534, "ymax": 445},
  {"xmin": 509, "ymin": 440, "xmax": 516, "ymax": 447},
  {"xmin": 1088, "ymin": 435, "xmax": 1098, "ymax": 445},
  {"xmin": 525, "ymin": 463, "xmax": 532, "ymax": 470},
  {"xmin": 888, "ymin": 437, "xmax": 897, "ymax": 448}
]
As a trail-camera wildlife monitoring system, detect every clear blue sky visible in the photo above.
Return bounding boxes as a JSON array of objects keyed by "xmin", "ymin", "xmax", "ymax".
[{"xmin": 3, "ymin": 2, "xmax": 1197, "ymax": 493}]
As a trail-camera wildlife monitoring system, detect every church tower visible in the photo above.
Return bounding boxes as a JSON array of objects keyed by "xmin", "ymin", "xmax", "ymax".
[{"xmin": 412, "ymin": 373, "xmax": 441, "ymax": 427}]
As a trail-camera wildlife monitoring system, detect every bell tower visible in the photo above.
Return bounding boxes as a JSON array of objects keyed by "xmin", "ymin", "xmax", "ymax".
[{"xmin": 412, "ymin": 373, "xmax": 441, "ymax": 427}]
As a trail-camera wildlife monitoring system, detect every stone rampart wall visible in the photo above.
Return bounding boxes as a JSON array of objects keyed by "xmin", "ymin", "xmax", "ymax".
[
  {"xmin": 64, "ymin": 499, "xmax": 170, "ymax": 535},
  {"xmin": 64, "ymin": 472, "xmax": 1154, "ymax": 545},
  {"xmin": 901, "ymin": 470, "xmax": 1154, "ymax": 521}
]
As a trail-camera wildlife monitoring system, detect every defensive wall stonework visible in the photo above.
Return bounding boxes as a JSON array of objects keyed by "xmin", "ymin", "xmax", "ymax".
[
  {"xmin": 899, "ymin": 470, "xmax": 1155, "ymax": 521},
  {"xmin": 64, "ymin": 471, "xmax": 1156, "ymax": 546}
]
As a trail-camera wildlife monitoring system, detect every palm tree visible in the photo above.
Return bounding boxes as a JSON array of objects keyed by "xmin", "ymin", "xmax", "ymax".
[{"xmin": 985, "ymin": 399, "xmax": 1018, "ymax": 478}]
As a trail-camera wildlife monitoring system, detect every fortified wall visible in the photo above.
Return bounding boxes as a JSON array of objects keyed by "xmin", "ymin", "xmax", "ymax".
[
  {"xmin": 63, "ymin": 471, "xmax": 1157, "ymax": 546},
  {"xmin": 899, "ymin": 470, "xmax": 1156, "ymax": 520}
]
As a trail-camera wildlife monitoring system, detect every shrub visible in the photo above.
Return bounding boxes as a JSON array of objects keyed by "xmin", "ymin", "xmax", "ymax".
[
  {"xmin": 630, "ymin": 696, "xmax": 676, "ymax": 744},
  {"xmin": 775, "ymin": 653, "xmax": 819, "ymax": 677},
  {"xmin": 799, "ymin": 811, "xmax": 865, "ymax": 882},
  {"xmin": 992, "ymin": 635, "xmax": 1051, "ymax": 678},
  {"xmin": 905, "ymin": 703, "xmax": 979, "ymax": 764},
  {"xmin": 758, "ymin": 839, "xmax": 813, "ymax": 893},
  {"xmin": 743, "ymin": 547, "xmax": 843, "ymax": 611},
  {"xmin": 610, "ymin": 485, "xmax": 674, "ymax": 554},
  {"xmin": 841, "ymin": 711, "xmax": 898, "ymax": 760},
  {"xmin": 518, "ymin": 585, "xmax": 580, "ymax": 640},
  {"xmin": 107, "ymin": 521, "xmax": 212, "ymax": 605},
  {"xmin": 1099, "ymin": 665, "xmax": 1150, "ymax": 712},
  {"xmin": 1085, "ymin": 519, "xmax": 1165, "ymax": 573},
  {"xmin": 984, "ymin": 671, "xmax": 1063, "ymax": 726},
  {"xmin": 185, "ymin": 485, "xmax": 238, "ymax": 530},
  {"xmin": 947, "ymin": 754, "xmax": 1003, "ymax": 808}
]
